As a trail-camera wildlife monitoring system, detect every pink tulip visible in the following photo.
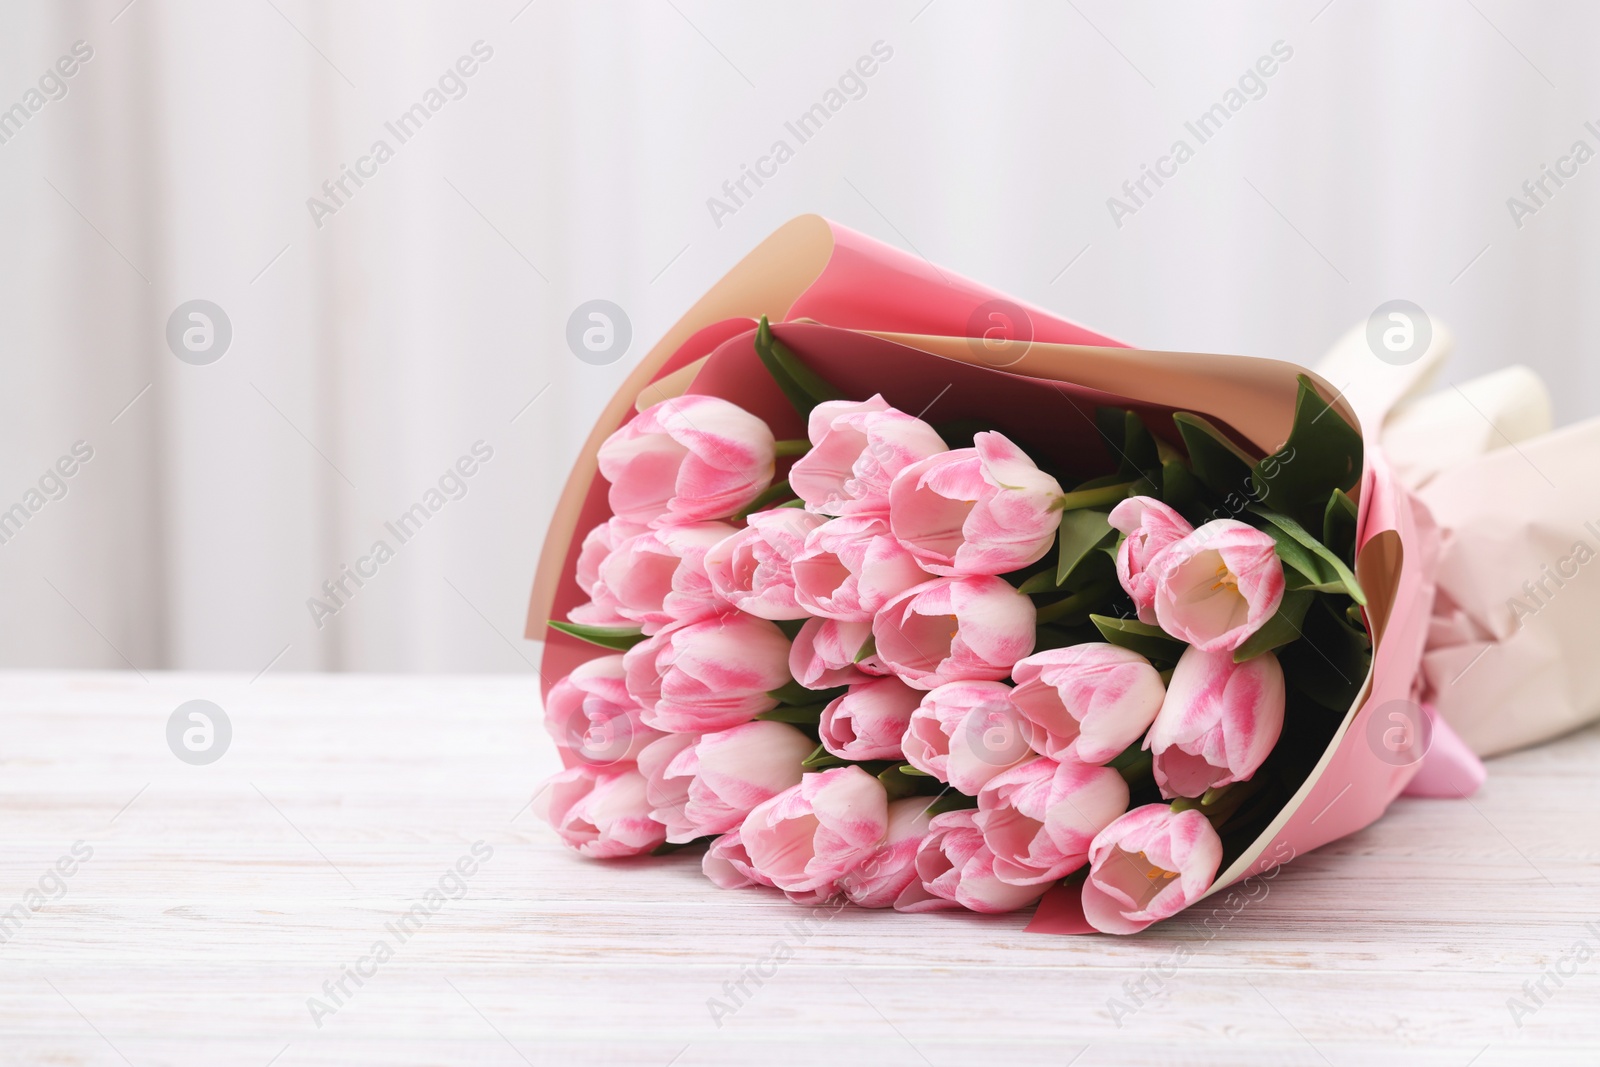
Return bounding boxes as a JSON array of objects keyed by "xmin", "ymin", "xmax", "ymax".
[
  {"xmin": 1108, "ymin": 496, "xmax": 1194, "ymax": 624},
  {"xmin": 789, "ymin": 395, "xmax": 947, "ymax": 516},
  {"xmin": 873, "ymin": 576, "xmax": 1036, "ymax": 690},
  {"xmin": 656, "ymin": 720, "xmax": 814, "ymax": 843},
  {"xmin": 1151, "ymin": 519, "xmax": 1285, "ymax": 652},
  {"xmin": 893, "ymin": 810, "xmax": 1046, "ymax": 914},
  {"xmin": 740, "ymin": 766, "xmax": 889, "ymax": 896},
  {"xmin": 544, "ymin": 654, "xmax": 664, "ymax": 768},
  {"xmin": 568, "ymin": 517, "xmax": 645, "ymax": 627},
  {"xmin": 1082, "ymin": 804, "xmax": 1223, "ymax": 934},
  {"xmin": 636, "ymin": 731, "xmax": 697, "ymax": 838},
  {"xmin": 888, "ymin": 432, "xmax": 1063, "ymax": 576},
  {"xmin": 792, "ymin": 514, "xmax": 931, "ymax": 621},
  {"xmin": 597, "ymin": 394, "xmax": 775, "ymax": 527},
  {"xmin": 703, "ymin": 509, "xmax": 824, "ymax": 620},
  {"xmin": 592, "ymin": 521, "xmax": 736, "ymax": 634},
  {"xmin": 702, "ymin": 829, "xmax": 774, "ymax": 890},
  {"xmin": 819, "ymin": 676, "xmax": 922, "ymax": 761},
  {"xmin": 1147, "ymin": 645, "xmax": 1285, "ymax": 799},
  {"xmin": 1010, "ymin": 644, "xmax": 1166, "ymax": 765},
  {"xmin": 623, "ymin": 613, "xmax": 793, "ymax": 733},
  {"xmin": 903, "ymin": 680, "xmax": 1034, "ymax": 795},
  {"xmin": 841, "ymin": 798, "xmax": 935, "ymax": 908},
  {"xmin": 788, "ymin": 617, "xmax": 882, "ymax": 690},
  {"xmin": 975, "ymin": 757, "xmax": 1130, "ymax": 886},
  {"xmin": 535, "ymin": 764, "xmax": 665, "ymax": 858}
]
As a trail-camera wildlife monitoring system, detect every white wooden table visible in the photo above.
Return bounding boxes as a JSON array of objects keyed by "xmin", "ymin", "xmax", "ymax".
[{"xmin": 1, "ymin": 671, "xmax": 1596, "ymax": 1066}]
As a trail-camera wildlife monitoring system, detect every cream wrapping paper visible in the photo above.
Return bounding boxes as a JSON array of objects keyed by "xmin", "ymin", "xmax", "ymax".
[{"xmin": 1317, "ymin": 325, "xmax": 1600, "ymax": 757}]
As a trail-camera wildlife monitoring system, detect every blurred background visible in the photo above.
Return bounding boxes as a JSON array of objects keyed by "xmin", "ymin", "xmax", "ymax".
[{"xmin": 2, "ymin": 0, "xmax": 1596, "ymax": 673}]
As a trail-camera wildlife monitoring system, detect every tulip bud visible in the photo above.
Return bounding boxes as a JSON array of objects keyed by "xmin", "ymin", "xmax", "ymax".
[
  {"xmin": 819, "ymin": 676, "xmax": 923, "ymax": 761},
  {"xmin": 740, "ymin": 766, "xmax": 890, "ymax": 896},
  {"xmin": 893, "ymin": 810, "xmax": 1046, "ymax": 914},
  {"xmin": 1147, "ymin": 645, "xmax": 1286, "ymax": 799},
  {"xmin": 792, "ymin": 514, "xmax": 931, "ymax": 621},
  {"xmin": 789, "ymin": 395, "xmax": 947, "ymax": 516},
  {"xmin": 1081, "ymin": 804, "xmax": 1223, "ymax": 934},
  {"xmin": 975, "ymin": 757, "xmax": 1130, "ymax": 886},
  {"xmin": 623, "ymin": 613, "xmax": 793, "ymax": 733},
  {"xmin": 1150, "ymin": 519, "xmax": 1285, "ymax": 652},
  {"xmin": 535, "ymin": 764, "xmax": 666, "ymax": 859},
  {"xmin": 1010, "ymin": 643, "xmax": 1166, "ymax": 765},
  {"xmin": 888, "ymin": 431, "xmax": 1062, "ymax": 576},
  {"xmin": 873, "ymin": 576, "xmax": 1036, "ymax": 690},
  {"xmin": 704, "ymin": 509, "xmax": 825, "ymax": 621},
  {"xmin": 597, "ymin": 394, "xmax": 775, "ymax": 527},
  {"xmin": 1107, "ymin": 496, "xmax": 1194, "ymax": 625}
]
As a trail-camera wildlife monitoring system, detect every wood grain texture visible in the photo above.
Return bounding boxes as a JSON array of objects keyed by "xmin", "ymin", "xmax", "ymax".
[{"xmin": 1, "ymin": 671, "xmax": 1597, "ymax": 1065}]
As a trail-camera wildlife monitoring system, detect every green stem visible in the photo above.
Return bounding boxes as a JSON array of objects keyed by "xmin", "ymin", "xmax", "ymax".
[
  {"xmin": 774, "ymin": 439, "xmax": 811, "ymax": 457},
  {"xmin": 734, "ymin": 480, "xmax": 795, "ymax": 520},
  {"xmin": 1032, "ymin": 581, "xmax": 1116, "ymax": 624},
  {"xmin": 1053, "ymin": 481, "xmax": 1135, "ymax": 512}
]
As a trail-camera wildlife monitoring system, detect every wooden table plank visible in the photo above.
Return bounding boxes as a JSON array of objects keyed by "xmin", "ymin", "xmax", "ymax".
[{"xmin": 1, "ymin": 671, "xmax": 1597, "ymax": 1065}]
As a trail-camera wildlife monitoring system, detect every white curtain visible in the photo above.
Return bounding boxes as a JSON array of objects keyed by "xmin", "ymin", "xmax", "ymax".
[{"xmin": 4, "ymin": 0, "xmax": 1598, "ymax": 672}]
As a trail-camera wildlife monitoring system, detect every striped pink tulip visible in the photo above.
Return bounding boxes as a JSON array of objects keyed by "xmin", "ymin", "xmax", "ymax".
[
  {"xmin": 536, "ymin": 764, "xmax": 665, "ymax": 859},
  {"xmin": 888, "ymin": 431, "xmax": 1062, "ymax": 576},
  {"xmin": 1010, "ymin": 644, "xmax": 1166, "ymax": 765},
  {"xmin": 789, "ymin": 395, "xmax": 947, "ymax": 516},
  {"xmin": 1082, "ymin": 804, "xmax": 1223, "ymax": 934},
  {"xmin": 819, "ymin": 676, "xmax": 922, "ymax": 761},
  {"xmin": 543, "ymin": 654, "xmax": 663, "ymax": 769},
  {"xmin": 1147, "ymin": 645, "xmax": 1285, "ymax": 799},
  {"xmin": 1151, "ymin": 519, "xmax": 1285, "ymax": 652},
  {"xmin": 595, "ymin": 521, "xmax": 736, "ymax": 634},
  {"xmin": 788, "ymin": 617, "xmax": 879, "ymax": 691},
  {"xmin": 597, "ymin": 394, "xmax": 775, "ymax": 527},
  {"xmin": 1108, "ymin": 496, "xmax": 1194, "ymax": 625},
  {"xmin": 568, "ymin": 517, "xmax": 646, "ymax": 627},
  {"xmin": 903, "ymin": 680, "xmax": 1034, "ymax": 795},
  {"xmin": 873, "ymin": 576, "xmax": 1036, "ymax": 690},
  {"xmin": 893, "ymin": 810, "xmax": 1046, "ymax": 914},
  {"xmin": 741, "ymin": 766, "xmax": 890, "ymax": 896},
  {"xmin": 792, "ymin": 514, "xmax": 931, "ymax": 621},
  {"xmin": 975, "ymin": 757, "xmax": 1130, "ymax": 886},
  {"xmin": 623, "ymin": 614, "xmax": 792, "ymax": 733},
  {"xmin": 704, "ymin": 509, "xmax": 825, "ymax": 621},
  {"xmin": 841, "ymin": 797, "xmax": 936, "ymax": 908},
  {"xmin": 654, "ymin": 721, "xmax": 814, "ymax": 843}
]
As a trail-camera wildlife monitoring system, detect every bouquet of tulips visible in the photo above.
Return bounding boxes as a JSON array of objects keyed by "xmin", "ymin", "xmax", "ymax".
[
  {"xmin": 534, "ymin": 288, "xmax": 1382, "ymax": 932},
  {"xmin": 528, "ymin": 214, "xmax": 1600, "ymax": 936}
]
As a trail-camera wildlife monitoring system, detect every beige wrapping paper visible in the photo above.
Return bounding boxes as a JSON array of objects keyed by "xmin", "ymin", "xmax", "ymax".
[{"xmin": 1317, "ymin": 325, "xmax": 1600, "ymax": 757}]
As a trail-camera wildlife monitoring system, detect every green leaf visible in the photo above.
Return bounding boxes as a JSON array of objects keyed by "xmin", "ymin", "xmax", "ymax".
[
  {"xmin": 853, "ymin": 633, "xmax": 878, "ymax": 664},
  {"xmin": 1034, "ymin": 580, "xmax": 1117, "ymax": 625},
  {"xmin": 1232, "ymin": 589, "xmax": 1314, "ymax": 661},
  {"xmin": 1096, "ymin": 408, "xmax": 1159, "ymax": 479},
  {"xmin": 801, "ymin": 744, "xmax": 846, "ymax": 770},
  {"xmin": 1056, "ymin": 509, "xmax": 1116, "ymax": 586},
  {"xmin": 753, "ymin": 316, "xmax": 843, "ymax": 416},
  {"xmin": 755, "ymin": 704, "xmax": 828, "ymax": 724},
  {"xmin": 1323, "ymin": 488, "xmax": 1358, "ymax": 561},
  {"xmin": 1251, "ymin": 507, "xmax": 1367, "ymax": 605},
  {"xmin": 1250, "ymin": 375, "xmax": 1363, "ymax": 530},
  {"xmin": 1280, "ymin": 597, "xmax": 1372, "ymax": 712},
  {"xmin": 768, "ymin": 679, "xmax": 843, "ymax": 706},
  {"xmin": 1090, "ymin": 615, "xmax": 1186, "ymax": 664},
  {"xmin": 1161, "ymin": 459, "xmax": 1199, "ymax": 511},
  {"xmin": 547, "ymin": 620, "xmax": 646, "ymax": 650},
  {"xmin": 1173, "ymin": 412, "xmax": 1258, "ymax": 498},
  {"xmin": 877, "ymin": 764, "xmax": 928, "ymax": 800}
]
